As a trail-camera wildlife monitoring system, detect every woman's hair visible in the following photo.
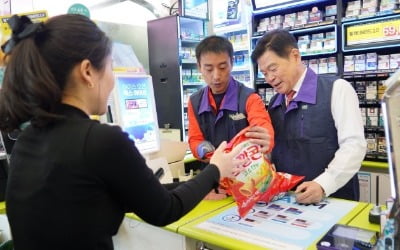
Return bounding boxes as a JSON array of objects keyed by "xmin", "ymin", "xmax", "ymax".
[
  {"xmin": 0, "ymin": 14, "xmax": 112, "ymax": 132},
  {"xmin": 251, "ymin": 29, "xmax": 298, "ymax": 64},
  {"xmin": 195, "ymin": 35, "xmax": 234, "ymax": 64}
]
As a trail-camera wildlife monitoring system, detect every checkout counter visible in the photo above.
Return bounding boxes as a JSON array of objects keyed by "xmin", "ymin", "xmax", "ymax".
[{"xmin": 113, "ymin": 194, "xmax": 371, "ymax": 250}]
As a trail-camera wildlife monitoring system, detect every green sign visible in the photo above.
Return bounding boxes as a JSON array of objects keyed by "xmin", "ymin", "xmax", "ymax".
[{"xmin": 67, "ymin": 3, "xmax": 90, "ymax": 18}]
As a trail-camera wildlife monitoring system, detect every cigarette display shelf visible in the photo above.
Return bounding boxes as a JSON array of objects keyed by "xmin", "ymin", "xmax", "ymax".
[
  {"xmin": 342, "ymin": 8, "xmax": 400, "ymax": 23},
  {"xmin": 251, "ymin": 0, "xmax": 341, "ymax": 102}
]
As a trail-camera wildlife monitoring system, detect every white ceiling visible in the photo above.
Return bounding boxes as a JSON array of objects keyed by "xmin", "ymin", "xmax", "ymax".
[{"xmin": 11, "ymin": 0, "xmax": 176, "ymax": 25}]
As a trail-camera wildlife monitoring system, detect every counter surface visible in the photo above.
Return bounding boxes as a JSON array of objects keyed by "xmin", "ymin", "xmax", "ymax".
[{"xmin": 178, "ymin": 194, "xmax": 368, "ymax": 250}]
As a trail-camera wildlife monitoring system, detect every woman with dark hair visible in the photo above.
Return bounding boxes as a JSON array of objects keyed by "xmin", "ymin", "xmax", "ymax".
[{"xmin": 0, "ymin": 14, "xmax": 241, "ymax": 250}]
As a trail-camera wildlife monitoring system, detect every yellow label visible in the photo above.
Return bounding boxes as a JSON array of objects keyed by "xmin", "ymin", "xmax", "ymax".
[
  {"xmin": 0, "ymin": 10, "xmax": 48, "ymax": 65},
  {"xmin": 346, "ymin": 18, "xmax": 400, "ymax": 45},
  {"xmin": 1, "ymin": 10, "xmax": 48, "ymax": 36}
]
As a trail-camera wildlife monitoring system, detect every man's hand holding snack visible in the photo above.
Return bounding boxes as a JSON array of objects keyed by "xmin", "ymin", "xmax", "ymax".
[{"xmin": 245, "ymin": 126, "xmax": 272, "ymax": 153}]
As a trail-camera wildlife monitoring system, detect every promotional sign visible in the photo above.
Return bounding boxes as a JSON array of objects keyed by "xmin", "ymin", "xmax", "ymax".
[
  {"xmin": 182, "ymin": 0, "xmax": 209, "ymax": 20},
  {"xmin": 213, "ymin": 0, "xmax": 245, "ymax": 31},
  {"xmin": 112, "ymin": 73, "xmax": 160, "ymax": 155},
  {"xmin": 346, "ymin": 17, "xmax": 400, "ymax": 46}
]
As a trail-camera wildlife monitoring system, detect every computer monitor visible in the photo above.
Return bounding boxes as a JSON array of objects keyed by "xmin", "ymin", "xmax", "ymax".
[
  {"xmin": 381, "ymin": 69, "xmax": 400, "ymax": 215},
  {"xmin": 111, "ymin": 72, "xmax": 160, "ymax": 156}
]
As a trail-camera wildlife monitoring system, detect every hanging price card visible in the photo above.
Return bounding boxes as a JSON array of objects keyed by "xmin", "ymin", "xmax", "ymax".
[{"xmin": 346, "ymin": 17, "xmax": 400, "ymax": 46}]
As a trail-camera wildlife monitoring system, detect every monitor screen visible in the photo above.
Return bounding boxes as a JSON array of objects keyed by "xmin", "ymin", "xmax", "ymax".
[
  {"xmin": 182, "ymin": 0, "xmax": 209, "ymax": 20},
  {"xmin": 111, "ymin": 73, "xmax": 160, "ymax": 155},
  {"xmin": 382, "ymin": 69, "xmax": 400, "ymax": 201}
]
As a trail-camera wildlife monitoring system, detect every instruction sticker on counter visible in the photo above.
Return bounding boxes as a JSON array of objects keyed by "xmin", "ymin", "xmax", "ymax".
[{"xmin": 196, "ymin": 194, "xmax": 357, "ymax": 249}]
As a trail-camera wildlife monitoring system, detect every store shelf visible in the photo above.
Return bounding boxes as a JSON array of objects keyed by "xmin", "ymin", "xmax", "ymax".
[
  {"xmin": 232, "ymin": 65, "xmax": 250, "ymax": 72},
  {"xmin": 232, "ymin": 45, "xmax": 249, "ymax": 52},
  {"xmin": 252, "ymin": 0, "xmax": 332, "ymax": 15},
  {"xmin": 343, "ymin": 70, "xmax": 395, "ymax": 80},
  {"xmin": 181, "ymin": 59, "xmax": 197, "ymax": 64},
  {"xmin": 301, "ymin": 49, "xmax": 337, "ymax": 57},
  {"xmin": 181, "ymin": 38, "xmax": 202, "ymax": 44},
  {"xmin": 183, "ymin": 82, "xmax": 204, "ymax": 86},
  {"xmin": 342, "ymin": 9, "xmax": 400, "ymax": 23}
]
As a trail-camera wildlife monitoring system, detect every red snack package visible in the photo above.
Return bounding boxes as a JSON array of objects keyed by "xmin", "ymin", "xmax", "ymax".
[{"xmin": 221, "ymin": 126, "xmax": 304, "ymax": 217}]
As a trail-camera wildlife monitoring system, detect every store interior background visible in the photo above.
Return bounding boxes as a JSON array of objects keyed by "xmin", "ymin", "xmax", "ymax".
[
  {"xmin": 6, "ymin": 0, "xmax": 185, "ymax": 73},
  {"xmin": 0, "ymin": 0, "xmax": 399, "ymax": 248},
  {"xmin": 1, "ymin": 0, "xmax": 392, "ymax": 204},
  {"xmin": 0, "ymin": 0, "xmax": 393, "ymax": 210}
]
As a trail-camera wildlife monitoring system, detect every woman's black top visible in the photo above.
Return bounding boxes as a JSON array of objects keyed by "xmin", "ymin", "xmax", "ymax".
[{"xmin": 6, "ymin": 104, "xmax": 220, "ymax": 250}]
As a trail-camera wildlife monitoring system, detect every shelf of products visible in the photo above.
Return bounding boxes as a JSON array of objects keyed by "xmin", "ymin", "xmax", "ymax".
[
  {"xmin": 217, "ymin": 28, "xmax": 253, "ymax": 88},
  {"xmin": 148, "ymin": 16, "xmax": 206, "ymax": 141},
  {"xmin": 250, "ymin": 0, "xmax": 398, "ymax": 165},
  {"xmin": 251, "ymin": 0, "xmax": 339, "ymax": 105}
]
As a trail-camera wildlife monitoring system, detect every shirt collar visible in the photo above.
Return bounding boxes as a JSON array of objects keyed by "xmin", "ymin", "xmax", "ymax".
[
  {"xmin": 198, "ymin": 77, "xmax": 239, "ymax": 114},
  {"xmin": 270, "ymin": 68, "xmax": 318, "ymax": 109}
]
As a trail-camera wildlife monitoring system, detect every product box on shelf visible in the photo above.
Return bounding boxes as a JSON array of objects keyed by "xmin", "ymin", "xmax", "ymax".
[
  {"xmin": 377, "ymin": 80, "xmax": 386, "ymax": 99},
  {"xmin": 362, "ymin": 0, "xmax": 379, "ymax": 8},
  {"xmin": 325, "ymin": 31, "xmax": 335, "ymax": 39},
  {"xmin": 283, "ymin": 13, "xmax": 296, "ymax": 29},
  {"xmin": 324, "ymin": 39, "xmax": 336, "ymax": 51},
  {"xmin": 366, "ymin": 53, "xmax": 378, "ymax": 71},
  {"xmin": 347, "ymin": 0, "xmax": 362, "ymax": 10},
  {"xmin": 309, "ymin": 59, "xmax": 319, "ymax": 73},
  {"xmin": 377, "ymin": 136, "xmax": 386, "ymax": 155},
  {"xmin": 366, "ymin": 133, "xmax": 378, "ymax": 154},
  {"xmin": 361, "ymin": 6, "xmax": 377, "ymax": 16},
  {"xmin": 298, "ymin": 42, "xmax": 309, "ymax": 54},
  {"xmin": 378, "ymin": 109, "xmax": 385, "ymax": 127},
  {"xmin": 355, "ymin": 54, "xmax": 366, "ymax": 71},
  {"xmin": 265, "ymin": 88, "xmax": 275, "ymax": 104},
  {"xmin": 380, "ymin": 3, "xmax": 397, "ymax": 12},
  {"xmin": 390, "ymin": 53, "xmax": 400, "ymax": 69},
  {"xmin": 344, "ymin": 55, "xmax": 355, "ymax": 72},
  {"xmin": 366, "ymin": 81, "xmax": 378, "ymax": 100},
  {"xmin": 295, "ymin": 10, "xmax": 309, "ymax": 27},
  {"xmin": 345, "ymin": 9, "xmax": 361, "ymax": 17},
  {"xmin": 360, "ymin": 107, "xmax": 367, "ymax": 126},
  {"xmin": 309, "ymin": 7, "xmax": 324, "ymax": 23},
  {"xmin": 309, "ymin": 40, "xmax": 323, "ymax": 53},
  {"xmin": 366, "ymin": 107, "xmax": 379, "ymax": 127},
  {"xmin": 325, "ymin": 5, "xmax": 337, "ymax": 17},
  {"xmin": 328, "ymin": 57, "xmax": 337, "ymax": 73},
  {"xmin": 378, "ymin": 55, "xmax": 390, "ymax": 70},
  {"xmin": 354, "ymin": 81, "xmax": 366, "ymax": 102},
  {"xmin": 298, "ymin": 34, "xmax": 311, "ymax": 43},
  {"xmin": 318, "ymin": 58, "xmax": 328, "ymax": 74}
]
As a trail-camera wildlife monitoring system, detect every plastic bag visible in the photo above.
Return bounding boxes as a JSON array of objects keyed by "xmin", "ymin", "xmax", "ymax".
[{"xmin": 220, "ymin": 126, "xmax": 304, "ymax": 217}]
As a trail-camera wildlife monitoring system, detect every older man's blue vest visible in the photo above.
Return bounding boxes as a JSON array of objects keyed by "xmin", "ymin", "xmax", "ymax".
[
  {"xmin": 268, "ymin": 72, "xmax": 359, "ymax": 201},
  {"xmin": 190, "ymin": 79, "xmax": 254, "ymax": 147}
]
